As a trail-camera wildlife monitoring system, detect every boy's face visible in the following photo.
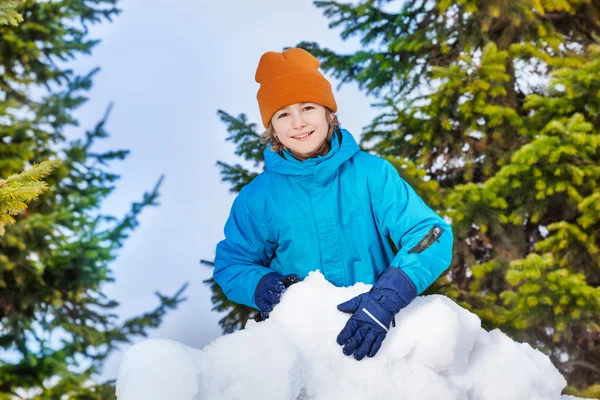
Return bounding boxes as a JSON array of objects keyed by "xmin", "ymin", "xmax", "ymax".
[{"xmin": 271, "ymin": 103, "xmax": 330, "ymax": 156}]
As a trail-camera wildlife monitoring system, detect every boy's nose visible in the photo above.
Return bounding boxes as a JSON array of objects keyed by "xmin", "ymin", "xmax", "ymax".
[{"xmin": 292, "ymin": 114, "xmax": 307, "ymax": 129}]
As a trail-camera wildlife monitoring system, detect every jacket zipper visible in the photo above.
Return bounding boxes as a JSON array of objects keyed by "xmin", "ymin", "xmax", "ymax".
[{"xmin": 408, "ymin": 225, "xmax": 444, "ymax": 254}]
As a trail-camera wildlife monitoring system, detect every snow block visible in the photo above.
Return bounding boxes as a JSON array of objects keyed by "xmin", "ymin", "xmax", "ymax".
[{"xmin": 116, "ymin": 271, "xmax": 576, "ymax": 400}]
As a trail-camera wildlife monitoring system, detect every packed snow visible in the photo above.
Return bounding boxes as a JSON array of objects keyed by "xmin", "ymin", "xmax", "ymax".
[{"xmin": 116, "ymin": 271, "xmax": 588, "ymax": 400}]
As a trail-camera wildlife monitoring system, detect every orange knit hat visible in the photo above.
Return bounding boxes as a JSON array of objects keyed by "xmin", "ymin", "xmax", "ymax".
[{"xmin": 255, "ymin": 48, "xmax": 338, "ymax": 128}]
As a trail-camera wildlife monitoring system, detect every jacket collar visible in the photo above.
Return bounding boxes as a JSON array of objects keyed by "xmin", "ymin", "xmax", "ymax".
[{"xmin": 264, "ymin": 128, "xmax": 360, "ymax": 184}]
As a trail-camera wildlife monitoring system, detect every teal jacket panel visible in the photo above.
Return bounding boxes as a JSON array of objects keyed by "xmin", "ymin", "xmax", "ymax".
[{"xmin": 214, "ymin": 129, "xmax": 453, "ymax": 309}]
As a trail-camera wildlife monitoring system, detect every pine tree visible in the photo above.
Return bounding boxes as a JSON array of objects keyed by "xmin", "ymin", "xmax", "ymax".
[
  {"xmin": 494, "ymin": 46, "xmax": 600, "ymax": 397},
  {"xmin": 0, "ymin": 1, "xmax": 186, "ymax": 398}
]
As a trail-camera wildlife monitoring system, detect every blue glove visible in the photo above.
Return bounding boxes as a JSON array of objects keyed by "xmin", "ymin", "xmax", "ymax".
[
  {"xmin": 336, "ymin": 267, "xmax": 417, "ymax": 360},
  {"xmin": 254, "ymin": 272, "xmax": 301, "ymax": 319}
]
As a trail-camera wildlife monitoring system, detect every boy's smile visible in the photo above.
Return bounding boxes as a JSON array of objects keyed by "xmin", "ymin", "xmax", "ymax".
[{"xmin": 291, "ymin": 130, "xmax": 314, "ymax": 140}]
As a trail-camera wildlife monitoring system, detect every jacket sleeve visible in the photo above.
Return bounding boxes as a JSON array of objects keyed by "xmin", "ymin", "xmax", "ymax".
[
  {"xmin": 372, "ymin": 160, "xmax": 453, "ymax": 294},
  {"xmin": 214, "ymin": 190, "xmax": 273, "ymax": 309}
]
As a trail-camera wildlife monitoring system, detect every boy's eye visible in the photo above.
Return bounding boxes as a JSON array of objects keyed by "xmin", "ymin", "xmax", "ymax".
[
  {"xmin": 277, "ymin": 113, "xmax": 289, "ymax": 119},
  {"xmin": 303, "ymin": 106, "xmax": 314, "ymax": 111}
]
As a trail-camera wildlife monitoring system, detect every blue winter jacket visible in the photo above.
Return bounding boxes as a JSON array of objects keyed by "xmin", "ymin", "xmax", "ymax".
[{"xmin": 214, "ymin": 129, "xmax": 453, "ymax": 310}]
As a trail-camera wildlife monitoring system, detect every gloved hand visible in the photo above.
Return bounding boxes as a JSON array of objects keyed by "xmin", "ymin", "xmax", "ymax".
[
  {"xmin": 254, "ymin": 272, "xmax": 301, "ymax": 319},
  {"xmin": 336, "ymin": 267, "xmax": 417, "ymax": 360}
]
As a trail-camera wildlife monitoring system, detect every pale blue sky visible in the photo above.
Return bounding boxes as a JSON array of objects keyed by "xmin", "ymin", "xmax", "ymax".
[{"xmin": 68, "ymin": 0, "xmax": 379, "ymax": 381}]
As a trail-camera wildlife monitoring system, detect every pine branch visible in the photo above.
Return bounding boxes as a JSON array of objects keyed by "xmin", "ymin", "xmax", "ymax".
[
  {"xmin": 119, "ymin": 283, "xmax": 189, "ymax": 339},
  {"xmin": 216, "ymin": 110, "xmax": 265, "ymax": 165},
  {"xmin": 0, "ymin": 159, "xmax": 61, "ymax": 236},
  {"xmin": 215, "ymin": 162, "xmax": 260, "ymax": 194},
  {"xmin": 0, "ymin": 0, "xmax": 23, "ymax": 26}
]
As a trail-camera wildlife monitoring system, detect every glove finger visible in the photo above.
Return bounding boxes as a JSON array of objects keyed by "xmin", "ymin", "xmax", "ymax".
[
  {"xmin": 367, "ymin": 333, "xmax": 386, "ymax": 358},
  {"xmin": 263, "ymin": 290, "xmax": 282, "ymax": 306},
  {"xmin": 260, "ymin": 311, "xmax": 270, "ymax": 320},
  {"xmin": 281, "ymin": 274, "xmax": 301, "ymax": 288},
  {"xmin": 271, "ymin": 280, "xmax": 285, "ymax": 294},
  {"xmin": 343, "ymin": 325, "xmax": 369, "ymax": 357},
  {"xmin": 336, "ymin": 319, "xmax": 359, "ymax": 346},
  {"xmin": 337, "ymin": 293, "xmax": 368, "ymax": 314},
  {"xmin": 354, "ymin": 330, "xmax": 377, "ymax": 361}
]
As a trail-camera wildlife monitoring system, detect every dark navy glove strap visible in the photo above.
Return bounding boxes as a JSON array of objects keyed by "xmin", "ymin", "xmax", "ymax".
[{"xmin": 372, "ymin": 267, "xmax": 417, "ymax": 314}]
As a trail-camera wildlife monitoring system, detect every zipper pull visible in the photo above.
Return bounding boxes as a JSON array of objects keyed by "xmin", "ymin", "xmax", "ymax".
[{"xmin": 408, "ymin": 225, "xmax": 444, "ymax": 254}]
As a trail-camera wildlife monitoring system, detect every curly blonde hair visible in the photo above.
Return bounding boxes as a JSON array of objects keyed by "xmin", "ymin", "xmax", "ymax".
[{"xmin": 261, "ymin": 108, "xmax": 341, "ymax": 153}]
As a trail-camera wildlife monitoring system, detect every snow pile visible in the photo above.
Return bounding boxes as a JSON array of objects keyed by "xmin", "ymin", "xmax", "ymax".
[{"xmin": 116, "ymin": 271, "xmax": 585, "ymax": 400}]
